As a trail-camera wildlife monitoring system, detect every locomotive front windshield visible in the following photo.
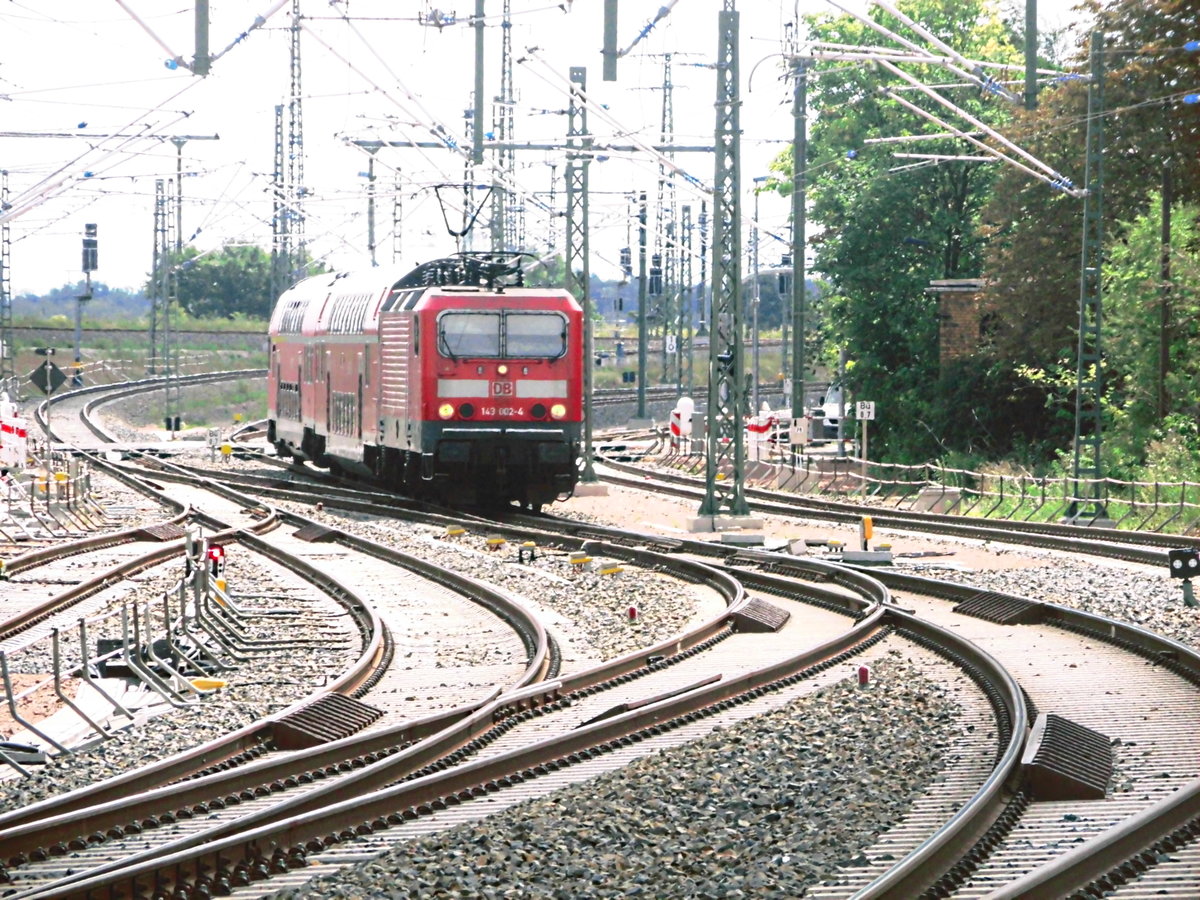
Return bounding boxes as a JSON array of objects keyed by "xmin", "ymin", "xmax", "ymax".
[{"xmin": 438, "ymin": 311, "xmax": 567, "ymax": 359}]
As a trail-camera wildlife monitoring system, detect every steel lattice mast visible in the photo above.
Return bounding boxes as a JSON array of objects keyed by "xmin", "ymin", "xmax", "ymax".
[
  {"xmin": 698, "ymin": 2, "xmax": 749, "ymax": 518},
  {"xmin": 273, "ymin": 0, "xmax": 305, "ymax": 297},
  {"xmin": 566, "ymin": 67, "xmax": 597, "ymax": 483},
  {"xmin": 681, "ymin": 203, "xmax": 694, "ymax": 395},
  {"xmin": 790, "ymin": 58, "xmax": 808, "ymax": 421},
  {"xmin": 1070, "ymin": 31, "xmax": 1107, "ymax": 521},
  {"xmin": 651, "ymin": 53, "xmax": 676, "ymax": 387},
  {"xmin": 271, "ymin": 104, "xmax": 289, "ymax": 301},
  {"xmin": 287, "ymin": 0, "xmax": 305, "ymax": 274},
  {"xmin": 392, "ymin": 173, "xmax": 403, "ymax": 263},
  {"xmin": 490, "ymin": 0, "xmax": 519, "ymax": 252},
  {"xmin": 151, "ymin": 179, "xmax": 180, "ymax": 430},
  {"xmin": 0, "ymin": 171, "xmax": 13, "ymax": 396}
]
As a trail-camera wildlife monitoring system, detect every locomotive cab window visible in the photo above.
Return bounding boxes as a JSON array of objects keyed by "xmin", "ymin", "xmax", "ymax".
[
  {"xmin": 437, "ymin": 311, "xmax": 566, "ymax": 360},
  {"xmin": 506, "ymin": 312, "xmax": 567, "ymax": 358},
  {"xmin": 439, "ymin": 312, "xmax": 501, "ymax": 357}
]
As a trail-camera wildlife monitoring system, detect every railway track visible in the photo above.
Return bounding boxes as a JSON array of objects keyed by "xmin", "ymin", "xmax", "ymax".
[
  {"xmin": 5, "ymin": 375, "xmax": 1200, "ymax": 897},
  {"xmin": 165, "ymin": 453, "xmax": 1200, "ymax": 899},
  {"xmin": 0, "ymin": 381, "xmax": 964, "ymax": 900},
  {"xmin": 601, "ymin": 455, "xmax": 1189, "ymax": 565}
]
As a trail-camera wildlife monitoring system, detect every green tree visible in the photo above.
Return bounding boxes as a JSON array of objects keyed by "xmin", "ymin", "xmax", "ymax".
[
  {"xmin": 15, "ymin": 282, "xmax": 149, "ymax": 323},
  {"xmin": 1102, "ymin": 194, "xmax": 1200, "ymax": 475},
  {"xmin": 771, "ymin": 0, "xmax": 1021, "ymax": 460},
  {"xmin": 980, "ymin": 0, "xmax": 1200, "ymax": 369},
  {"xmin": 163, "ymin": 245, "xmax": 274, "ymax": 320}
]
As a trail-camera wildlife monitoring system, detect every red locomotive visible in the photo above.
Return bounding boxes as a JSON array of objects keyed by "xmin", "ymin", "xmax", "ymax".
[{"xmin": 267, "ymin": 253, "xmax": 583, "ymax": 508}]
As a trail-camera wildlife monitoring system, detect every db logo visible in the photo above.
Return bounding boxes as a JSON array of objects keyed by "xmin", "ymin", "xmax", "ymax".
[{"xmin": 492, "ymin": 381, "xmax": 514, "ymax": 397}]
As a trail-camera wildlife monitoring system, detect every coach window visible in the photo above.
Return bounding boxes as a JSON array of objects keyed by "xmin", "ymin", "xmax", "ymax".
[
  {"xmin": 505, "ymin": 312, "xmax": 566, "ymax": 359},
  {"xmin": 438, "ymin": 312, "xmax": 501, "ymax": 358}
]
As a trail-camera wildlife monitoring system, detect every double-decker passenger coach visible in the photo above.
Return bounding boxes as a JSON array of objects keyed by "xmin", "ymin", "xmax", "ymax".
[{"xmin": 268, "ymin": 253, "xmax": 584, "ymax": 509}]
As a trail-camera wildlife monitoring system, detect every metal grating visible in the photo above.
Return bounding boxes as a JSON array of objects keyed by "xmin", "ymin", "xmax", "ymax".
[
  {"xmin": 732, "ymin": 598, "xmax": 791, "ymax": 633},
  {"xmin": 136, "ymin": 523, "xmax": 189, "ymax": 542},
  {"xmin": 953, "ymin": 591, "xmax": 1043, "ymax": 625},
  {"xmin": 292, "ymin": 523, "xmax": 339, "ymax": 543},
  {"xmin": 1021, "ymin": 712, "xmax": 1113, "ymax": 801},
  {"xmin": 272, "ymin": 693, "xmax": 384, "ymax": 750}
]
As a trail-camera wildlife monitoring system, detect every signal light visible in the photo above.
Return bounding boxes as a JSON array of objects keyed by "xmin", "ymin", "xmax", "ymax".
[
  {"xmin": 207, "ymin": 544, "xmax": 225, "ymax": 576},
  {"xmin": 1168, "ymin": 548, "xmax": 1200, "ymax": 579}
]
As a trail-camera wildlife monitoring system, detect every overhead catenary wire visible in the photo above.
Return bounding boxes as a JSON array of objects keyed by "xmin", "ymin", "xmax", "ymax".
[
  {"xmin": 880, "ymin": 86, "xmax": 1081, "ymax": 196},
  {"xmin": 791, "ymin": 45, "xmax": 1082, "ymax": 195},
  {"xmin": 820, "ymin": 0, "xmax": 995, "ymax": 99},
  {"xmin": 518, "ymin": 48, "xmax": 715, "ymax": 198},
  {"xmin": 1, "ymin": 79, "xmax": 203, "ymax": 225},
  {"xmin": 891, "ymin": 152, "xmax": 993, "ymax": 161},
  {"xmin": 303, "ymin": 20, "xmax": 514, "ymax": 188},
  {"xmin": 868, "ymin": 0, "xmax": 1021, "ymax": 101},
  {"xmin": 301, "ymin": 18, "xmax": 564, "ymax": 241},
  {"xmin": 805, "ymin": 41, "xmax": 1065, "ymax": 76},
  {"xmin": 864, "ymin": 131, "xmax": 983, "ymax": 143},
  {"xmin": 873, "ymin": 57, "xmax": 1078, "ymax": 189},
  {"xmin": 111, "ymin": 0, "xmax": 191, "ymax": 71},
  {"xmin": 4, "ymin": 0, "xmax": 985, "ymax": 290},
  {"xmin": 618, "ymin": 0, "xmax": 684, "ymax": 59},
  {"xmin": 206, "ymin": 0, "xmax": 292, "ymax": 69}
]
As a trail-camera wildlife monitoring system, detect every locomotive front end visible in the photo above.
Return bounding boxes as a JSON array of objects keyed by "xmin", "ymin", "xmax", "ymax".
[{"xmin": 420, "ymin": 294, "xmax": 583, "ymax": 508}]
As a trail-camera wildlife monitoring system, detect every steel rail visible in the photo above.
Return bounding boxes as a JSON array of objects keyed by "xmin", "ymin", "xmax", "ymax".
[
  {"xmin": 36, "ymin": 369, "xmax": 267, "ymax": 445},
  {"xmin": 20, "ymin": 609, "xmax": 896, "ymax": 900},
  {"xmin": 985, "ymin": 777, "xmax": 1200, "ymax": 898},
  {"xmin": 2, "ymin": 468, "xmax": 729, "ymax": 875},
  {"xmin": 600, "ymin": 463, "xmax": 1177, "ymax": 565},
  {"xmin": 846, "ymin": 606, "xmax": 1027, "ymax": 899}
]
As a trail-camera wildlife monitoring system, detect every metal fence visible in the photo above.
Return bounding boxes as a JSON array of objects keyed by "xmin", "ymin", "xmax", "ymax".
[{"xmin": 654, "ymin": 435, "xmax": 1200, "ymax": 535}]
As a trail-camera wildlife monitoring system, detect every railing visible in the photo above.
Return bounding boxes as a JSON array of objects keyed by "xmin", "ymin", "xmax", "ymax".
[
  {"xmin": 652, "ymin": 433, "xmax": 1200, "ymax": 535},
  {"xmin": 0, "ymin": 531, "xmax": 302, "ymax": 777},
  {"xmin": 0, "ymin": 451, "xmax": 105, "ymax": 542}
]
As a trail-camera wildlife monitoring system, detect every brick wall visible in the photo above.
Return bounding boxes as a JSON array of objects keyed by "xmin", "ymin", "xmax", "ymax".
[{"xmin": 928, "ymin": 279, "xmax": 986, "ymax": 369}]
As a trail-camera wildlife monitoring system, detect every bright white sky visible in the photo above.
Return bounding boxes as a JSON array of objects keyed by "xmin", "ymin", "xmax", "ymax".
[{"xmin": 0, "ymin": 0, "xmax": 1087, "ymax": 296}]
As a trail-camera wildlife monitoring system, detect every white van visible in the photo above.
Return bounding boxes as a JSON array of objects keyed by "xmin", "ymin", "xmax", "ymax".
[{"xmin": 814, "ymin": 384, "xmax": 844, "ymax": 438}]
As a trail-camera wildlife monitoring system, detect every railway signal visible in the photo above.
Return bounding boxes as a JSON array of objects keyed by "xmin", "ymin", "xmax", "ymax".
[
  {"xmin": 29, "ymin": 348, "xmax": 67, "ymax": 416},
  {"xmin": 207, "ymin": 544, "xmax": 225, "ymax": 577},
  {"xmin": 1168, "ymin": 548, "xmax": 1200, "ymax": 607}
]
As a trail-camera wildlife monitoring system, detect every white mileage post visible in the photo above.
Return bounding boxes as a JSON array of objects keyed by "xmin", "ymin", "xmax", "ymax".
[{"xmin": 856, "ymin": 401, "xmax": 875, "ymax": 489}]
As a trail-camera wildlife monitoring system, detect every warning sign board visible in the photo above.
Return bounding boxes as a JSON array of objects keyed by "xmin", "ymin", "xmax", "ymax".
[{"xmin": 29, "ymin": 362, "xmax": 67, "ymax": 396}]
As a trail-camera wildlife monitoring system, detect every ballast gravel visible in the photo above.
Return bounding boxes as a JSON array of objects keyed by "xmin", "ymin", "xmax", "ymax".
[
  {"xmin": 11, "ymin": 446, "xmax": 1198, "ymax": 897},
  {"xmin": 0, "ymin": 555, "xmax": 359, "ymax": 814},
  {"xmin": 908, "ymin": 558, "xmax": 1198, "ymax": 649},
  {"xmin": 271, "ymin": 500, "xmax": 715, "ymax": 666},
  {"xmin": 281, "ymin": 653, "xmax": 958, "ymax": 900}
]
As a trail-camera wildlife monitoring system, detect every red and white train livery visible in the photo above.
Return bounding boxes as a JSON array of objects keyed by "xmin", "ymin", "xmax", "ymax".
[{"xmin": 267, "ymin": 253, "xmax": 583, "ymax": 508}]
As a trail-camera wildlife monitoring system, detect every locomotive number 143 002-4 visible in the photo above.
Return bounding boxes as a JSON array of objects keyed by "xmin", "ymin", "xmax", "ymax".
[{"xmin": 479, "ymin": 406, "xmax": 523, "ymax": 417}]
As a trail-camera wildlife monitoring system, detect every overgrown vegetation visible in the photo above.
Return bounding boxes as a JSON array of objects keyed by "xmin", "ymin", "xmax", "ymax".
[{"xmin": 767, "ymin": 0, "xmax": 1200, "ymax": 489}]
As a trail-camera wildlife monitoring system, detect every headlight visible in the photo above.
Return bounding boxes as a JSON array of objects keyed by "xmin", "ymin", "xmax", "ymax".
[
  {"xmin": 550, "ymin": 403, "xmax": 566, "ymax": 419},
  {"xmin": 497, "ymin": 364, "xmax": 509, "ymax": 375},
  {"xmin": 458, "ymin": 403, "xmax": 475, "ymax": 418},
  {"xmin": 438, "ymin": 403, "xmax": 455, "ymax": 420}
]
